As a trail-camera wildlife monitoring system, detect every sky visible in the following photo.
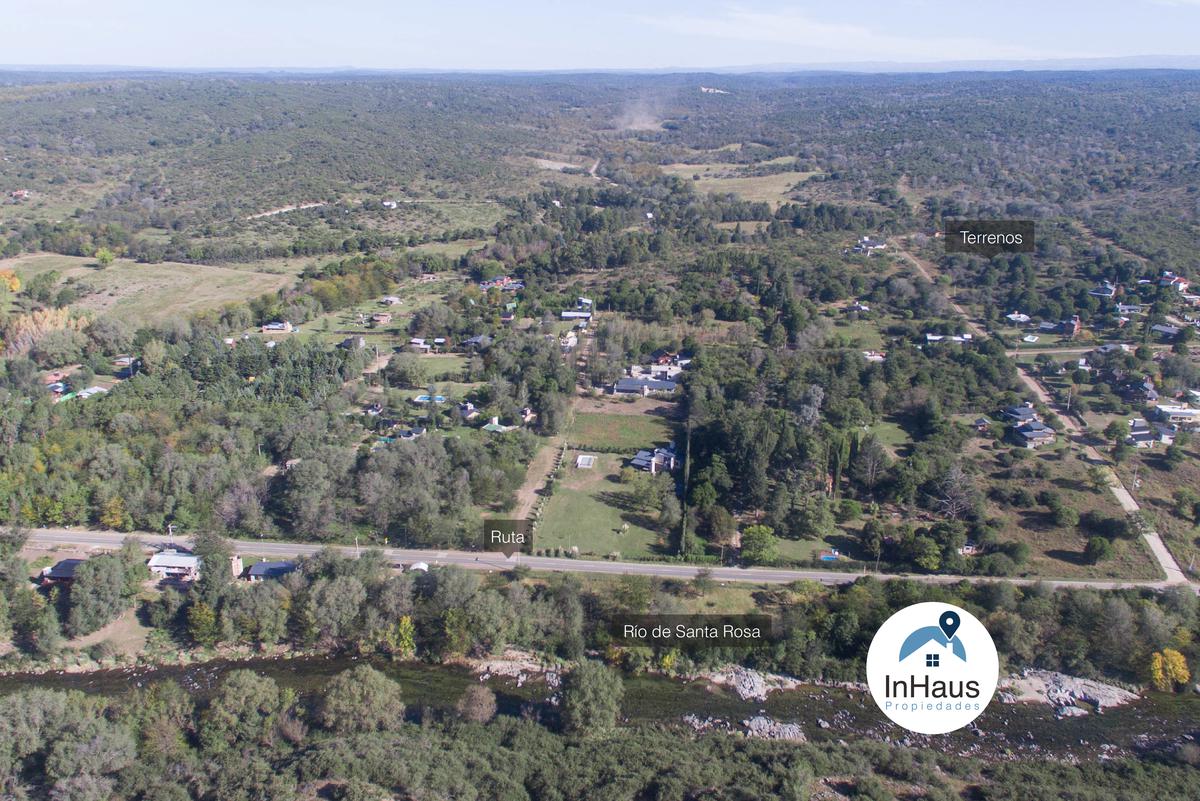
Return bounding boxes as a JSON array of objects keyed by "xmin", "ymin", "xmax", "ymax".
[{"xmin": 5, "ymin": 0, "xmax": 1200, "ymax": 72}]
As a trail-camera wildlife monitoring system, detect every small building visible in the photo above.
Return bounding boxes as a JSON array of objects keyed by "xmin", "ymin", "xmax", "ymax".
[
  {"xmin": 40, "ymin": 559, "xmax": 85, "ymax": 585},
  {"xmin": 1116, "ymin": 304, "xmax": 1143, "ymax": 316},
  {"xmin": 613, "ymin": 377, "xmax": 678, "ymax": 396},
  {"xmin": 1120, "ymin": 376, "xmax": 1159, "ymax": 404},
  {"xmin": 1094, "ymin": 343, "xmax": 1132, "ymax": 355},
  {"xmin": 1010, "ymin": 420, "xmax": 1057, "ymax": 449},
  {"xmin": 147, "ymin": 550, "xmax": 201, "ymax": 581},
  {"xmin": 479, "ymin": 276, "xmax": 524, "ymax": 291},
  {"xmin": 973, "ymin": 417, "xmax": 993, "ymax": 433},
  {"xmin": 371, "ymin": 312, "xmax": 393, "ymax": 326},
  {"xmin": 1088, "ymin": 281, "xmax": 1118, "ymax": 299},
  {"xmin": 462, "ymin": 334, "xmax": 492, "ymax": 350},
  {"xmin": 409, "ymin": 337, "xmax": 431, "ymax": 353},
  {"xmin": 246, "ymin": 560, "xmax": 297, "ymax": 582},
  {"xmin": 846, "ymin": 302, "xmax": 871, "ymax": 314},
  {"xmin": 862, "ymin": 350, "xmax": 886, "ymax": 363},
  {"xmin": 458, "ymin": 401, "xmax": 480, "ymax": 421},
  {"xmin": 1160, "ymin": 271, "xmax": 1191, "ymax": 292},
  {"xmin": 1005, "ymin": 312, "xmax": 1031, "ymax": 325},
  {"xmin": 631, "ymin": 445, "xmax": 678, "ymax": 474},
  {"xmin": 851, "ymin": 235, "xmax": 887, "ymax": 254},
  {"xmin": 630, "ymin": 363, "xmax": 684, "ymax": 381},
  {"xmin": 999, "ymin": 404, "xmax": 1040, "ymax": 424},
  {"xmin": 1037, "ymin": 316, "xmax": 1081, "ymax": 338},
  {"xmin": 261, "ymin": 321, "xmax": 293, "ymax": 334},
  {"xmin": 339, "ymin": 336, "xmax": 367, "ymax": 351},
  {"xmin": 381, "ymin": 296, "xmax": 402, "ymax": 306},
  {"xmin": 1127, "ymin": 418, "xmax": 1158, "ymax": 448},
  {"xmin": 561, "ymin": 310, "xmax": 592, "ymax": 321},
  {"xmin": 1155, "ymin": 405, "xmax": 1200, "ymax": 430},
  {"xmin": 575, "ymin": 454, "xmax": 596, "ymax": 469},
  {"xmin": 74, "ymin": 386, "xmax": 108, "ymax": 400},
  {"xmin": 482, "ymin": 416, "xmax": 516, "ymax": 434},
  {"xmin": 1151, "ymin": 324, "xmax": 1181, "ymax": 340}
]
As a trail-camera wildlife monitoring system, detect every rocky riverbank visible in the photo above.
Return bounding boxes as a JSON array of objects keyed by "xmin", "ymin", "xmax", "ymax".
[{"xmin": 999, "ymin": 669, "xmax": 1140, "ymax": 717}]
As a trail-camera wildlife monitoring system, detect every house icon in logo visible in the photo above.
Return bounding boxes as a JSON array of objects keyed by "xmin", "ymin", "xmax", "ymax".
[{"xmin": 898, "ymin": 610, "xmax": 967, "ymax": 667}]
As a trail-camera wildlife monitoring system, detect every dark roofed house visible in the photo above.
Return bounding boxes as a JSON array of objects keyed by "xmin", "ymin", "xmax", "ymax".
[
  {"xmin": 1151, "ymin": 324, "xmax": 1181, "ymax": 340},
  {"xmin": 630, "ymin": 445, "xmax": 678, "ymax": 474},
  {"xmin": 613, "ymin": 377, "xmax": 678, "ymax": 397},
  {"xmin": 1010, "ymin": 420, "xmax": 1057, "ymax": 449},
  {"xmin": 246, "ymin": 561, "xmax": 297, "ymax": 582},
  {"xmin": 41, "ymin": 559, "xmax": 85, "ymax": 585},
  {"xmin": 1120, "ymin": 376, "xmax": 1159, "ymax": 404},
  {"xmin": 462, "ymin": 334, "xmax": 492, "ymax": 350},
  {"xmin": 999, "ymin": 404, "xmax": 1039, "ymax": 424}
]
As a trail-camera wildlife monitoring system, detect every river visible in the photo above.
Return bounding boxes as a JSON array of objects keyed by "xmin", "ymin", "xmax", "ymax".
[{"xmin": 0, "ymin": 656, "xmax": 1194, "ymax": 761}]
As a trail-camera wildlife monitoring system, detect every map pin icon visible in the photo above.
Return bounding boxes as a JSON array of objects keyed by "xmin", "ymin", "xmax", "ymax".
[{"xmin": 939, "ymin": 610, "xmax": 960, "ymax": 641}]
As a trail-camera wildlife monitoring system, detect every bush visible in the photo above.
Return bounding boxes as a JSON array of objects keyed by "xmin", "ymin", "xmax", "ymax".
[
  {"xmin": 836, "ymin": 499, "xmax": 863, "ymax": 522},
  {"xmin": 1085, "ymin": 536, "xmax": 1114, "ymax": 564}
]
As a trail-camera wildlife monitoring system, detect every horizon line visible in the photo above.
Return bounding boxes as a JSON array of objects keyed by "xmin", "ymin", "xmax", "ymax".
[{"xmin": 3, "ymin": 54, "xmax": 1200, "ymax": 78}]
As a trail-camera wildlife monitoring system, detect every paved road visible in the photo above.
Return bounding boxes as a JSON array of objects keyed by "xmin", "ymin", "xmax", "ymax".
[{"xmin": 24, "ymin": 528, "xmax": 1192, "ymax": 592}]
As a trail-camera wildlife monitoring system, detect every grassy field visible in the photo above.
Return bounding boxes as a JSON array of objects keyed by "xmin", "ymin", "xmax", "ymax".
[
  {"xmin": 829, "ymin": 317, "xmax": 886, "ymax": 350},
  {"xmin": 567, "ymin": 402, "xmax": 677, "ymax": 452},
  {"xmin": 860, "ymin": 418, "xmax": 913, "ymax": 458},
  {"xmin": 572, "ymin": 573, "xmax": 768, "ymax": 615},
  {"xmin": 966, "ymin": 436, "xmax": 1162, "ymax": 579},
  {"xmin": 1, "ymin": 253, "xmax": 297, "ymax": 325},
  {"xmin": 299, "ymin": 280, "xmax": 453, "ymax": 348},
  {"xmin": 538, "ymin": 452, "xmax": 667, "ymax": 559},
  {"xmin": 407, "ymin": 239, "xmax": 490, "ymax": 258},
  {"xmin": 1114, "ymin": 441, "xmax": 1200, "ymax": 580},
  {"xmin": 659, "ymin": 162, "xmax": 819, "ymax": 205}
]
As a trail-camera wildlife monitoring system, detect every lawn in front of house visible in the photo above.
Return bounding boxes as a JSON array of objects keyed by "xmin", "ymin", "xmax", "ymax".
[{"xmin": 537, "ymin": 452, "xmax": 668, "ymax": 559}]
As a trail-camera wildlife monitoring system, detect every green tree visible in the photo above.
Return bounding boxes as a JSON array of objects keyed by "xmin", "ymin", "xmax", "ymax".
[
  {"xmin": 199, "ymin": 670, "xmax": 290, "ymax": 753},
  {"xmin": 319, "ymin": 665, "xmax": 405, "ymax": 733},
  {"xmin": 740, "ymin": 524, "xmax": 778, "ymax": 565},
  {"xmin": 1104, "ymin": 419, "xmax": 1130, "ymax": 443},
  {"xmin": 93, "ymin": 247, "xmax": 115, "ymax": 268},
  {"xmin": 67, "ymin": 554, "xmax": 128, "ymax": 637},
  {"xmin": 561, "ymin": 659, "xmax": 624, "ymax": 738},
  {"xmin": 1085, "ymin": 536, "xmax": 1114, "ymax": 564},
  {"xmin": 187, "ymin": 601, "xmax": 219, "ymax": 647},
  {"xmin": 456, "ymin": 684, "xmax": 498, "ymax": 723}
]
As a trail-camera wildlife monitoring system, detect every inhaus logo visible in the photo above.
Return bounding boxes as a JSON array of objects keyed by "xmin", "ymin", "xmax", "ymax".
[{"xmin": 866, "ymin": 602, "xmax": 998, "ymax": 734}]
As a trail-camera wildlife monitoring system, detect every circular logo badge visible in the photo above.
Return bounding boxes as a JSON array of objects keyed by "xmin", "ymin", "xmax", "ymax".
[{"xmin": 866, "ymin": 602, "xmax": 998, "ymax": 734}]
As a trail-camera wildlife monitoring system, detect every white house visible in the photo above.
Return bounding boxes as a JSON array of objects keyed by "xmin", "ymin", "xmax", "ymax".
[{"xmin": 147, "ymin": 550, "xmax": 201, "ymax": 581}]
